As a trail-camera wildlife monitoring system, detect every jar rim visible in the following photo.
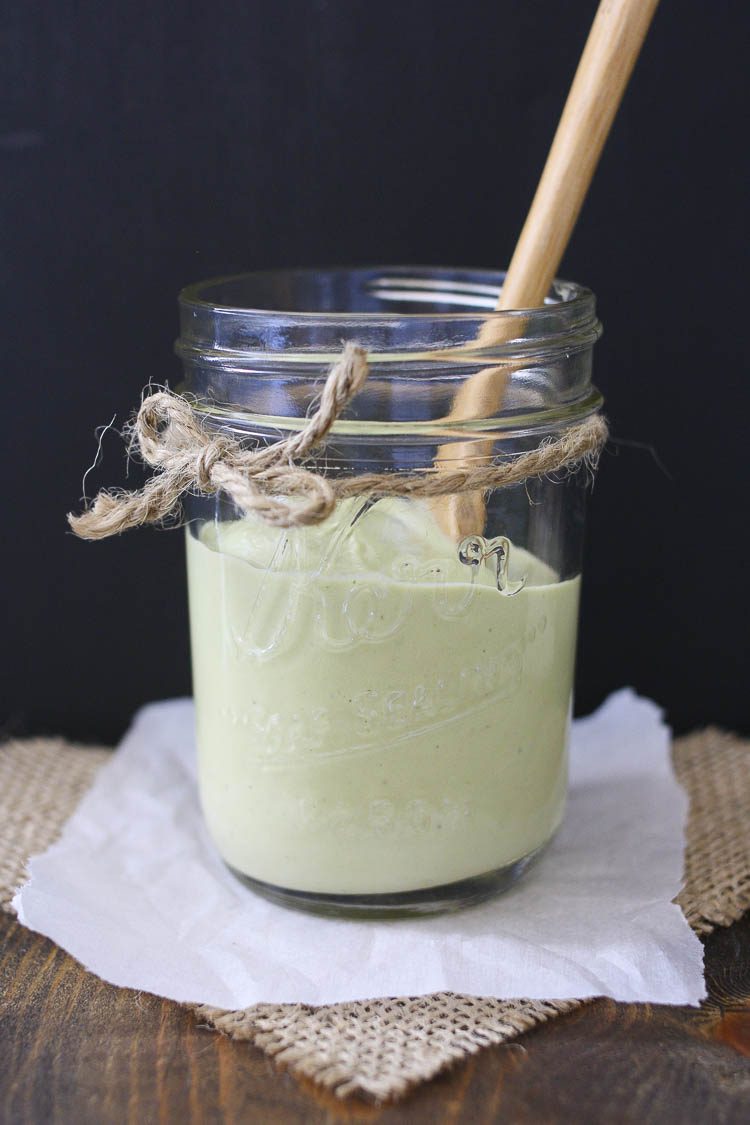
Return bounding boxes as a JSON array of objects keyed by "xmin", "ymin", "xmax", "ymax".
[
  {"xmin": 175, "ymin": 267, "xmax": 602, "ymax": 434},
  {"xmin": 178, "ymin": 265, "xmax": 595, "ymax": 324}
]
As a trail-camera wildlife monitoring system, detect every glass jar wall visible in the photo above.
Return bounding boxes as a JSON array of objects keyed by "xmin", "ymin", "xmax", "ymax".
[{"xmin": 177, "ymin": 267, "xmax": 603, "ymax": 916}]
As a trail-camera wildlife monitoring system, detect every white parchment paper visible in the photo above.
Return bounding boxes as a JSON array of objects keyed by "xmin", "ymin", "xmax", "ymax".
[{"xmin": 14, "ymin": 690, "xmax": 706, "ymax": 1007}]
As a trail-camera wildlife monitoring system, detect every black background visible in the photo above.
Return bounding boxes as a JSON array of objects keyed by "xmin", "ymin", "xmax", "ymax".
[{"xmin": 2, "ymin": 1, "xmax": 747, "ymax": 744}]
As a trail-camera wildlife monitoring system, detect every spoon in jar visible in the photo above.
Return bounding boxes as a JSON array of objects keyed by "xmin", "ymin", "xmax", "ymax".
[{"xmin": 433, "ymin": 0, "xmax": 660, "ymax": 541}]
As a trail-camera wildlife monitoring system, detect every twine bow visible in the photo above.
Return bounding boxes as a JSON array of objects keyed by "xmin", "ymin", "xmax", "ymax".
[{"xmin": 68, "ymin": 343, "xmax": 608, "ymax": 540}]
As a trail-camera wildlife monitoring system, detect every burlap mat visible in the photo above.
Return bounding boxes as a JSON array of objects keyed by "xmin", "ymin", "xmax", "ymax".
[{"xmin": 2, "ymin": 727, "xmax": 749, "ymax": 1101}]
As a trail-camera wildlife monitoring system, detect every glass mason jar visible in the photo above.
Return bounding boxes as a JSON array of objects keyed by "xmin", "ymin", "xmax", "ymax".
[{"xmin": 176, "ymin": 266, "xmax": 603, "ymax": 917}]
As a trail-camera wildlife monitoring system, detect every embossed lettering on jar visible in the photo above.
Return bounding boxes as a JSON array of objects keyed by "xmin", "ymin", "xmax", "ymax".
[{"xmin": 177, "ymin": 267, "xmax": 603, "ymax": 917}]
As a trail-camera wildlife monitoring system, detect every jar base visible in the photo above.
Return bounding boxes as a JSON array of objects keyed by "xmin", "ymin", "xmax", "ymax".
[{"xmin": 225, "ymin": 841, "xmax": 550, "ymax": 919}]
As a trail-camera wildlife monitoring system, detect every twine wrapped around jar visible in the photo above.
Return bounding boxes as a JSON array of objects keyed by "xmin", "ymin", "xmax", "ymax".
[{"xmin": 68, "ymin": 343, "xmax": 608, "ymax": 539}]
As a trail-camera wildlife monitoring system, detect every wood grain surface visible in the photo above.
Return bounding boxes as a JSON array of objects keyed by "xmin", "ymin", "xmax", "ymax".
[{"xmin": 2, "ymin": 909, "xmax": 750, "ymax": 1124}]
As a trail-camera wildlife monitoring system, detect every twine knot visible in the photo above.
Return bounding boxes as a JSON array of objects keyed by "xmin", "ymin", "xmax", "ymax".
[{"xmin": 68, "ymin": 342, "xmax": 607, "ymax": 540}]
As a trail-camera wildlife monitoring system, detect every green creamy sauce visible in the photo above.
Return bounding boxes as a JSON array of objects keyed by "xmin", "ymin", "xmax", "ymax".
[{"xmin": 186, "ymin": 498, "xmax": 580, "ymax": 894}]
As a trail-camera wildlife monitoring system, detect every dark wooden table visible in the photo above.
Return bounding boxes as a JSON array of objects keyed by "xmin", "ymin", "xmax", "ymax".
[{"xmin": 2, "ymin": 909, "xmax": 750, "ymax": 1124}]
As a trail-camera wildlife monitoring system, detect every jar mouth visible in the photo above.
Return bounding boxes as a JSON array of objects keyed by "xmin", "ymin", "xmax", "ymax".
[
  {"xmin": 179, "ymin": 265, "xmax": 594, "ymax": 322},
  {"xmin": 176, "ymin": 266, "xmax": 601, "ymax": 365},
  {"xmin": 175, "ymin": 267, "xmax": 602, "ymax": 435}
]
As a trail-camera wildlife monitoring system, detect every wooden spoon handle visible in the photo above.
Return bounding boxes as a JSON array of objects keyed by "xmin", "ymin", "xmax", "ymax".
[
  {"xmin": 496, "ymin": 0, "xmax": 660, "ymax": 317},
  {"xmin": 433, "ymin": 0, "xmax": 660, "ymax": 541}
]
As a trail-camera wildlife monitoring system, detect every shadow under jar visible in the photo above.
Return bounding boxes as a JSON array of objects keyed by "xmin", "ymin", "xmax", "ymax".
[{"xmin": 177, "ymin": 267, "xmax": 603, "ymax": 918}]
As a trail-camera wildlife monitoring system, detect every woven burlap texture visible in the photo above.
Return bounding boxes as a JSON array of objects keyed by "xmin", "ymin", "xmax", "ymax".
[
  {"xmin": 0, "ymin": 738, "xmax": 108, "ymax": 912},
  {"xmin": 2, "ymin": 728, "xmax": 749, "ymax": 1101}
]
